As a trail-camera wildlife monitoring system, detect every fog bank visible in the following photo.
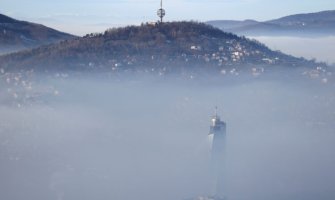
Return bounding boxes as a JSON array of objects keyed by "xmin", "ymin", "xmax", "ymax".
[
  {"xmin": 1, "ymin": 74, "xmax": 335, "ymax": 200},
  {"xmin": 251, "ymin": 36, "xmax": 335, "ymax": 65}
]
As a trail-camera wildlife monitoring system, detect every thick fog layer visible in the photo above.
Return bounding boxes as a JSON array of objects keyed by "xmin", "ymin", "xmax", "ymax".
[
  {"xmin": 1, "ymin": 72, "xmax": 335, "ymax": 200},
  {"xmin": 251, "ymin": 36, "xmax": 335, "ymax": 65}
]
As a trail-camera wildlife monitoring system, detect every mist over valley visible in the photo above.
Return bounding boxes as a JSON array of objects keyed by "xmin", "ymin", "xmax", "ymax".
[{"xmin": 1, "ymin": 9, "xmax": 335, "ymax": 200}]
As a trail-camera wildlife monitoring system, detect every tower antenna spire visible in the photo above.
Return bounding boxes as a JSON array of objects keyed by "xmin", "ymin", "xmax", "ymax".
[{"xmin": 157, "ymin": 0, "xmax": 166, "ymax": 23}]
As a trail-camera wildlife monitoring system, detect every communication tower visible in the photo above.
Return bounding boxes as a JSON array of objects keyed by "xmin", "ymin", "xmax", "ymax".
[{"xmin": 157, "ymin": 0, "xmax": 166, "ymax": 23}]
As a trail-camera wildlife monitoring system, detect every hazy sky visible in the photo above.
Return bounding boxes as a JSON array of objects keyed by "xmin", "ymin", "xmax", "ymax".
[{"xmin": 1, "ymin": 0, "xmax": 334, "ymax": 35}]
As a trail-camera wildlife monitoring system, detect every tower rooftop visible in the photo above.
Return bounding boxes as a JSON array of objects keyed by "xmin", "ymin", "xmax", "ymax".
[{"xmin": 209, "ymin": 107, "xmax": 226, "ymax": 135}]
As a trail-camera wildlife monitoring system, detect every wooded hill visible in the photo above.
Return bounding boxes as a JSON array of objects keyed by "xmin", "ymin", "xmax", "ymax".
[{"xmin": 0, "ymin": 21, "xmax": 321, "ymax": 74}]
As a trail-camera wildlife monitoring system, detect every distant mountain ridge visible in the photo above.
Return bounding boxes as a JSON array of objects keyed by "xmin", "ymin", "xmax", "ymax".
[
  {"xmin": 207, "ymin": 10, "xmax": 335, "ymax": 36},
  {"xmin": 0, "ymin": 22, "xmax": 322, "ymax": 76},
  {"xmin": 0, "ymin": 13, "xmax": 76, "ymax": 54}
]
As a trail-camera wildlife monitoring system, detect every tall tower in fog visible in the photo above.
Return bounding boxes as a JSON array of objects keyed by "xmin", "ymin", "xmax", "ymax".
[{"xmin": 208, "ymin": 107, "xmax": 226, "ymax": 198}]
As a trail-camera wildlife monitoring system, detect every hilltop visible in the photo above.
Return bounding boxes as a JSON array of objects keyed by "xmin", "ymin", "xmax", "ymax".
[
  {"xmin": 207, "ymin": 10, "xmax": 335, "ymax": 36},
  {"xmin": 0, "ymin": 13, "xmax": 76, "ymax": 54},
  {"xmin": 0, "ymin": 21, "xmax": 323, "ymax": 76},
  {"xmin": 0, "ymin": 21, "xmax": 332, "ymax": 108}
]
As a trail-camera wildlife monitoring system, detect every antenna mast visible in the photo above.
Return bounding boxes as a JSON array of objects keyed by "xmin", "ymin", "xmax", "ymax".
[{"xmin": 157, "ymin": 0, "xmax": 166, "ymax": 23}]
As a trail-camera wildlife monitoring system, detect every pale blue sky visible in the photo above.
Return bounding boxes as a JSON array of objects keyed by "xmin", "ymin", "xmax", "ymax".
[{"xmin": 1, "ymin": 0, "xmax": 334, "ymax": 35}]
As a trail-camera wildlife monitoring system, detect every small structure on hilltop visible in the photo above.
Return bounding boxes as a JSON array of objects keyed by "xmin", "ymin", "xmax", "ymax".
[{"xmin": 157, "ymin": 0, "xmax": 166, "ymax": 23}]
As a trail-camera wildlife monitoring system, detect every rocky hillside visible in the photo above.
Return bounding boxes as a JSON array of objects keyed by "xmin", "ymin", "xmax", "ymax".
[
  {"xmin": 0, "ymin": 13, "xmax": 75, "ymax": 54},
  {"xmin": 0, "ymin": 21, "xmax": 322, "ymax": 75}
]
